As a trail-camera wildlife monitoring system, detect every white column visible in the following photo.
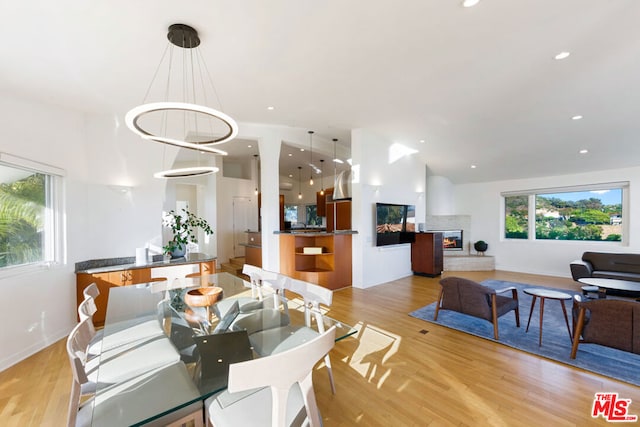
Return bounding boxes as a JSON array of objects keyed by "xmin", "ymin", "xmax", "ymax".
[{"xmin": 258, "ymin": 133, "xmax": 282, "ymax": 272}]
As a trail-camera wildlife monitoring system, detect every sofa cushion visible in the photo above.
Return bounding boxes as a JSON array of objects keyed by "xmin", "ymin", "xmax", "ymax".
[{"xmin": 583, "ymin": 252, "xmax": 640, "ymax": 275}]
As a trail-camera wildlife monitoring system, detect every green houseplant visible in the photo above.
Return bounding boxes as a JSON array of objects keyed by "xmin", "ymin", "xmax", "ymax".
[{"xmin": 162, "ymin": 208, "xmax": 214, "ymax": 257}]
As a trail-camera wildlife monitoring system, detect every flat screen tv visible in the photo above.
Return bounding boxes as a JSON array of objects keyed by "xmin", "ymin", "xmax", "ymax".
[{"xmin": 375, "ymin": 203, "xmax": 415, "ymax": 246}]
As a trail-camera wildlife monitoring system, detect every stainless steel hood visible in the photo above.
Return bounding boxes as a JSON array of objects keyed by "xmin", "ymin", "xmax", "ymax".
[{"xmin": 333, "ymin": 170, "xmax": 352, "ymax": 200}]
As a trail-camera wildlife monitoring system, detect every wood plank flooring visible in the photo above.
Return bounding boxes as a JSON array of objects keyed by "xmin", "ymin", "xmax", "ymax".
[{"xmin": 2, "ymin": 270, "xmax": 639, "ymax": 426}]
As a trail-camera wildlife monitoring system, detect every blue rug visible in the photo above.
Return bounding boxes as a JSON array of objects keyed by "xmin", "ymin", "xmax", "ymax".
[{"xmin": 409, "ymin": 280, "xmax": 640, "ymax": 387}]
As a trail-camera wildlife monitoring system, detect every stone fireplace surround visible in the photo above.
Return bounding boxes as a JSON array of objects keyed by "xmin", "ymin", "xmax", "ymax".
[{"xmin": 424, "ymin": 215, "xmax": 494, "ymax": 271}]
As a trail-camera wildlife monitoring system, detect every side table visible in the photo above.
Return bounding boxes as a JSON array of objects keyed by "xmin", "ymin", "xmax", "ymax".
[{"xmin": 523, "ymin": 288, "xmax": 573, "ymax": 346}]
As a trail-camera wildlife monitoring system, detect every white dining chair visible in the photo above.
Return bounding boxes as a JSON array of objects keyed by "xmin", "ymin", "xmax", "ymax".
[
  {"xmin": 66, "ymin": 318, "xmax": 98, "ymax": 427},
  {"xmin": 283, "ymin": 278, "xmax": 336, "ymax": 394},
  {"xmin": 151, "ymin": 264, "xmax": 200, "ymax": 287},
  {"xmin": 205, "ymin": 326, "xmax": 336, "ymax": 427}
]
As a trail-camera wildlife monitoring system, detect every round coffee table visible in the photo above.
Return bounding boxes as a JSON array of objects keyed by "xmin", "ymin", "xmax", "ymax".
[
  {"xmin": 523, "ymin": 288, "xmax": 573, "ymax": 346},
  {"xmin": 577, "ymin": 277, "xmax": 640, "ymax": 297}
]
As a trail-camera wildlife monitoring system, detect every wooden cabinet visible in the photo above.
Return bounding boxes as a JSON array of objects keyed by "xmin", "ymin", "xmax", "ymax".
[
  {"xmin": 76, "ymin": 259, "xmax": 216, "ymax": 327},
  {"xmin": 279, "ymin": 233, "xmax": 352, "ymax": 290},
  {"xmin": 316, "ymin": 188, "xmax": 329, "ymax": 217},
  {"xmin": 326, "ymin": 200, "xmax": 351, "ymax": 232},
  {"xmin": 76, "ymin": 268, "xmax": 152, "ymax": 326},
  {"xmin": 411, "ymin": 232, "xmax": 443, "ymax": 277},
  {"xmin": 244, "ymin": 231, "xmax": 262, "ymax": 267}
]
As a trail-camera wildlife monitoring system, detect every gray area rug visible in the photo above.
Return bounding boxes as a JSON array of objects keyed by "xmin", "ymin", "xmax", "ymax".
[{"xmin": 409, "ymin": 279, "xmax": 640, "ymax": 387}]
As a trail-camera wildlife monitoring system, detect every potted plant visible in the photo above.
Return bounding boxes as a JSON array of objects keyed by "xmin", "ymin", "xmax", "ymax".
[
  {"xmin": 162, "ymin": 208, "xmax": 214, "ymax": 258},
  {"xmin": 474, "ymin": 240, "xmax": 488, "ymax": 255}
]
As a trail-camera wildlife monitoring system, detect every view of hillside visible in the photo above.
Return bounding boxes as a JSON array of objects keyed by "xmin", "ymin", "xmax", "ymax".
[{"xmin": 505, "ymin": 192, "xmax": 622, "ymax": 241}]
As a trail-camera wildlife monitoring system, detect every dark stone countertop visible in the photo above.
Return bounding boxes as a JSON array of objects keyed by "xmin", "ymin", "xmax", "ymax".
[{"xmin": 75, "ymin": 252, "xmax": 216, "ymax": 274}]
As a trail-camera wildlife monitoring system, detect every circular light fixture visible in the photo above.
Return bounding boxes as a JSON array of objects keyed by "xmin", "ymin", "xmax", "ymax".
[
  {"xmin": 126, "ymin": 24, "xmax": 238, "ymax": 154},
  {"xmin": 554, "ymin": 51, "xmax": 571, "ymax": 60},
  {"xmin": 125, "ymin": 102, "xmax": 237, "ymax": 153},
  {"xmin": 153, "ymin": 166, "xmax": 219, "ymax": 179},
  {"xmin": 579, "ymin": 149, "xmax": 589, "ymax": 154},
  {"xmin": 572, "ymin": 115, "xmax": 583, "ymax": 120}
]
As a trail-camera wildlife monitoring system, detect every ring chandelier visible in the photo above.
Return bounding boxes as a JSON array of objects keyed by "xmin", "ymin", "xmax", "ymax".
[{"xmin": 126, "ymin": 24, "xmax": 238, "ymax": 177}]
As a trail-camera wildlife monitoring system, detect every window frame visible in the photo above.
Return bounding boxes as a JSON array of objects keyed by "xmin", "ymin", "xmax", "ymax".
[
  {"xmin": 501, "ymin": 182, "xmax": 629, "ymax": 244},
  {"xmin": 0, "ymin": 153, "xmax": 66, "ymax": 278}
]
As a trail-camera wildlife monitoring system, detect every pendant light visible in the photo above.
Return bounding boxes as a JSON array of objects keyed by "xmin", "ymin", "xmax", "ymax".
[
  {"xmin": 319, "ymin": 159, "xmax": 325, "ymax": 196},
  {"xmin": 254, "ymin": 154, "xmax": 259, "ymax": 195},
  {"xmin": 308, "ymin": 130, "xmax": 314, "ymax": 186},
  {"xmin": 125, "ymin": 24, "xmax": 238, "ymax": 156},
  {"xmin": 298, "ymin": 166, "xmax": 303, "ymax": 199}
]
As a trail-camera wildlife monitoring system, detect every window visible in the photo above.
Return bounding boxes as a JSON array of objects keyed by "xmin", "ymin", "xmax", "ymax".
[
  {"xmin": 505, "ymin": 195, "xmax": 528, "ymax": 239},
  {"xmin": 0, "ymin": 153, "xmax": 65, "ymax": 271},
  {"xmin": 284, "ymin": 204, "xmax": 319, "ymax": 227},
  {"xmin": 503, "ymin": 183, "xmax": 627, "ymax": 242}
]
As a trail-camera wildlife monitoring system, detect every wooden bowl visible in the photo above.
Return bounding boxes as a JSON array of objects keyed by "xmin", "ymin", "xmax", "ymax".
[{"xmin": 184, "ymin": 286, "xmax": 223, "ymax": 307}]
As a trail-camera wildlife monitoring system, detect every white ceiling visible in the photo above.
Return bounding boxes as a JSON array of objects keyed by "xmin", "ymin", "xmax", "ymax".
[{"xmin": 2, "ymin": 1, "xmax": 640, "ymax": 184}]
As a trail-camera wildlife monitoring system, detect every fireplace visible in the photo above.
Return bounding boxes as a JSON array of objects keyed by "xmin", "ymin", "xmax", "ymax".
[{"xmin": 432, "ymin": 229, "xmax": 463, "ymax": 251}]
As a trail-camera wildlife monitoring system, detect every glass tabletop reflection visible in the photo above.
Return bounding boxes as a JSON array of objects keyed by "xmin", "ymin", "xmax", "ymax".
[{"xmin": 88, "ymin": 272, "xmax": 356, "ymax": 426}]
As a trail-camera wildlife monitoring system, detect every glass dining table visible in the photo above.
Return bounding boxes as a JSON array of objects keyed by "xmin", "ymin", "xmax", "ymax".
[{"xmin": 86, "ymin": 272, "xmax": 356, "ymax": 426}]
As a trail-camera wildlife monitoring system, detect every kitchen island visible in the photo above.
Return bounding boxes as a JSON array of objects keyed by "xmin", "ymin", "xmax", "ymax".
[{"xmin": 277, "ymin": 231, "xmax": 356, "ymax": 290}]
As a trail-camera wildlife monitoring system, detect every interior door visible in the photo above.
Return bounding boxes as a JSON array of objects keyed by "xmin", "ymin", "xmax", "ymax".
[{"xmin": 232, "ymin": 197, "xmax": 252, "ymax": 258}]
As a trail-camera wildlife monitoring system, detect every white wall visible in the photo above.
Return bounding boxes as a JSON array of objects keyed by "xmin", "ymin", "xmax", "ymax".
[
  {"xmin": 0, "ymin": 94, "xmax": 168, "ymax": 371},
  {"xmin": 351, "ymin": 129, "xmax": 426, "ymax": 288},
  {"xmin": 452, "ymin": 166, "xmax": 640, "ymax": 277}
]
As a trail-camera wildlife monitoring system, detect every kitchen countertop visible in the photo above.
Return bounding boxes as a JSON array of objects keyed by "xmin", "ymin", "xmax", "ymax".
[
  {"xmin": 274, "ymin": 230, "xmax": 358, "ymax": 236},
  {"xmin": 75, "ymin": 252, "xmax": 216, "ymax": 274}
]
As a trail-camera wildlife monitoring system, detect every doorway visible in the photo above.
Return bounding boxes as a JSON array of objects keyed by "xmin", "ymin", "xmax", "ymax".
[{"xmin": 232, "ymin": 197, "xmax": 252, "ymax": 258}]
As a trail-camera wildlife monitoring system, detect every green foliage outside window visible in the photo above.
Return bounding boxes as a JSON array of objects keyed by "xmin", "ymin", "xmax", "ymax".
[
  {"xmin": 505, "ymin": 195, "xmax": 528, "ymax": 239},
  {"xmin": 0, "ymin": 172, "xmax": 45, "ymax": 268}
]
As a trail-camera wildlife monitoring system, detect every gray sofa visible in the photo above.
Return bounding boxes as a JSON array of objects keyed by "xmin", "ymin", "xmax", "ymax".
[{"xmin": 570, "ymin": 251, "xmax": 640, "ymax": 297}]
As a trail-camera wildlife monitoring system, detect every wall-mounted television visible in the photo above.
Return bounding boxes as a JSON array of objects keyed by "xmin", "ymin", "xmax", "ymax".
[{"xmin": 375, "ymin": 203, "xmax": 415, "ymax": 246}]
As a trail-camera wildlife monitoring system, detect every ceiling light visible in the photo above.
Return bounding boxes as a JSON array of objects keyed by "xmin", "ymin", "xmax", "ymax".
[
  {"xmin": 267, "ymin": 106, "xmax": 275, "ymax": 110},
  {"xmin": 579, "ymin": 149, "xmax": 589, "ymax": 154},
  {"xmin": 572, "ymin": 115, "xmax": 583, "ymax": 120},
  {"xmin": 308, "ymin": 130, "xmax": 314, "ymax": 186},
  {"xmin": 125, "ymin": 24, "xmax": 238, "ymax": 155},
  {"xmin": 554, "ymin": 51, "xmax": 571, "ymax": 60},
  {"xmin": 462, "ymin": 0, "xmax": 480, "ymax": 7},
  {"xmin": 419, "ymin": 139, "xmax": 425, "ymax": 143},
  {"xmin": 153, "ymin": 166, "xmax": 219, "ymax": 179},
  {"xmin": 470, "ymin": 165, "xmax": 477, "ymax": 169}
]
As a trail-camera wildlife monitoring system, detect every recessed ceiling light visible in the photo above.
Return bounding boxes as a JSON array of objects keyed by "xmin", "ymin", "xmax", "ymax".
[
  {"xmin": 247, "ymin": 144, "xmax": 252, "ymax": 149},
  {"xmin": 470, "ymin": 165, "xmax": 477, "ymax": 169},
  {"xmin": 462, "ymin": 0, "xmax": 480, "ymax": 7},
  {"xmin": 572, "ymin": 115, "xmax": 583, "ymax": 120},
  {"xmin": 267, "ymin": 106, "xmax": 275, "ymax": 110},
  {"xmin": 554, "ymin": 51, "xmax": 571, "ymax": 60},
  {"xmin": 288, "ymin": 153, "xmax": 293, "ymax": 157},
  {"xmin": 579, "ymin": 149, "xmax": 589, "ymax": 154},
  {"xmin": 300, "ymin": 148, "xmax": 305, "ymax": 152},
  {"xmin": 419, "ymin": 139, "xmax": 425, "ymax": 143}
]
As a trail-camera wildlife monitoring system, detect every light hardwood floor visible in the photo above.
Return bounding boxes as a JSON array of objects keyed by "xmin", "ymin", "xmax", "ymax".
[{"xmin": 2, "ymin": 270, "xmax": 639, "ymax": 426}]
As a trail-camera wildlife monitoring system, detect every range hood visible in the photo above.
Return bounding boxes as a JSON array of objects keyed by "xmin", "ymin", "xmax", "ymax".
[{"xmin": 333, "ymin": 170, "xmax": 352, "ymax": 200}]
